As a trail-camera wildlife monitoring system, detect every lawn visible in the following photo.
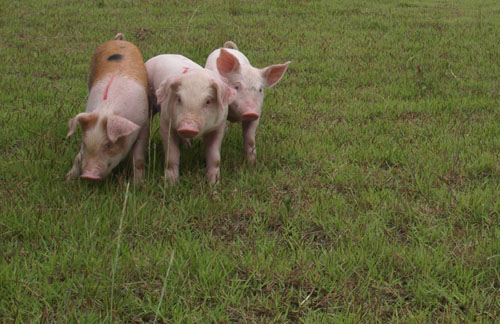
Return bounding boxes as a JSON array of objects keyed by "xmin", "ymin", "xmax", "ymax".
[{"xmin": 1, "ymin": 0, "xmax": 500, "ymax": 323}]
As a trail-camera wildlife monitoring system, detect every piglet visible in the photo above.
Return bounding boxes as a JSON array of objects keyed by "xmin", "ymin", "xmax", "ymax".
[
  {"xmin": 205, "ymin": 41, "xmax": 290, "ymax": 165},
  {"xmin": 66, "ymin": 33, "xmax": 149, "ymax": 183},
  {"xmin": 145, "ymin": 54, "xmax": 235, "ymax": 185}
]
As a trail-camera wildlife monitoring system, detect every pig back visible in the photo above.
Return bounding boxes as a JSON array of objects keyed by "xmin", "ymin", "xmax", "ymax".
[{"xmin": 88, "ymin": 40, "xmax": 148, "ymax": 91}]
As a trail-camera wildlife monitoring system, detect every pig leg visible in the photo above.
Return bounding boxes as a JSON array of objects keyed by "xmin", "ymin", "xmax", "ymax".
[
  {"xmin": 242, "ymin": 119, "xmax": 259, "ymax": 166},
  {"xmin": 160, "ymin": 120, "xmax": 181, "ymax": 185},
  {"xmin": 66, "ymin": 147, "xmax": 83, "ymax": 180},
  {"xmin": 204, "ymin": 124, "xmax": 225, "ymax": 185},
  {"xmin": 130, "ymin": 118, "xmax": 150, "ymax": 184}
]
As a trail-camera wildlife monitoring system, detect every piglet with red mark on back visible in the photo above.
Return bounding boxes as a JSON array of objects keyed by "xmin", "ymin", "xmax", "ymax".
[
  {"xmin": 205, "ymin": 41, "xmax": 290, "ymax": 165},
  {"xmin": 66, "ymin": 33, "xmax": 150, "ymax": 183}
]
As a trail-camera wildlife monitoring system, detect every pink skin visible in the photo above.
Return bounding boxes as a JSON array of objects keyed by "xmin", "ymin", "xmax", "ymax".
[
  {"xmin": 177, "ymin": 120, "xmax": 200, "ymax": 138},
  {"xmin": 81, "ymin": 174, "xmax": 101, "ymax": 180},
  {"xmin": 66, "ymin": 111, "xmax": 145, "ymax": 183},
  {"xmin": 160, "ymin": 122, "xmax": 226, "ymax": 185},
  {"xmin": 80, "ymin": 166, "xmax": 103, "ymax": 180},
  {"xmin": 158, "ymin": 80, "xmax": 232, "ymax": 184},
  {"xmin": 67, "ymin": 123, "xmax": 146, "ymax": 182},
  {"xmin": 147, "ymin": 55, "xmax": 236, "ymax": 185},
  {"xmin": 129, "ymin": 117, "xmax": 150, "ymax": 182},
  {"xmin": 204, "ymin": 124, "xmax": 225, "ymax": 184},
  {"xmin": 160, "ymin": 122, "xmax": 181, "ymax": 184},
  {"xmin": 177, "ymin": 128, "xmax": 199, "ymax": 138},
  {"xmin": 242, "ymin": 112, "xmax": 259, "ymax": 121},
  {"xmin": 205, "ymin": 45, "xmax": 290, "ymax": 165},
  {"xmin": 66, "ymin": 34, "xmax": 149, "ymax": 184},
  {"xmin": 66, "ymin": 70, "xmax": 148, "ymax": 184}
]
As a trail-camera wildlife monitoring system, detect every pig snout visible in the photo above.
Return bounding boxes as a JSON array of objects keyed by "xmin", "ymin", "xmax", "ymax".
[
  {"xmin": 233, "ymin": 100, "xmax": 260, "ymax": 121},
  {"xmin": 242, "ymin": 112, "xmax": 260, "ymax": 121},
  {"xmin": 80, "ymin": 170, "xmax": 103, "ymax": 181},
  {"xmin": 240, "ymin": 104, "xmax": 260, "ymax": 121},
  {"xmin": 80, "ymin": 163, "xmax": 106, "ymax": 181},
  {"xmin": 177, "ymin": 121, "xmax": 200, "ymax": 139}
]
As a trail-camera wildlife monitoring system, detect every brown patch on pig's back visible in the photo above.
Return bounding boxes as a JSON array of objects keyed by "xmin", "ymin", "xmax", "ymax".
[{"xmin": 88, "ymin": 40, "xmax": 148, "ymax": 91}]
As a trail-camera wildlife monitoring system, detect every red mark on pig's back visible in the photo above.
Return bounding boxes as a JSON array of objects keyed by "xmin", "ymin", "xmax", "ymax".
[
  {"xmin": 183, "ymin": 67, "xmax": 189, "ymax": 74},
  {"xmin": 103, "ymin": 74, "xmax": 115, "ymax": 100}
]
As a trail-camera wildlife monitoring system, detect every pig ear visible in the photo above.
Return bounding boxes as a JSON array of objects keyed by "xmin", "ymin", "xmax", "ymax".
[
  {"xmin": 67, "ymin": 116, "xmax": 81, "ymax": 137},
  {"xmin": 210, "ymin": 80, "xmax": 236, "ymax": 109},
  {"xmin": 66, "ymin": 113, "xmax": 97, "ymax": 137},
  {"xmin": 216, "ymin": 49, "xmax": 240, "ymax": 77},
  {"xmin": 106, "ymin": 115, "xmax": 139, "ymax": 143},
  {"xmin": 156, "ymin": 76, "xmax": 182, "ymax": 105},
  {"xmin": 261, "ymin": 61, "xmax": 291, "ymax": 88}
]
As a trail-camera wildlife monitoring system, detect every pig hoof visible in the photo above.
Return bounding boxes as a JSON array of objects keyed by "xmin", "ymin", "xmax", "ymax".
[
  {"xmin": 163, "ymin": 170, "xmax": 179, "ymax": 186},
  {"xmin": 161, "ymin": 176, "xmax": 173, "ymax": 187},
  {"xmin": 133, "ymin": 169, "xmax": 145, "ymax": 184},
  {"xmin": 207, "ymin": 172, "xmax": 220, "ymax": 185},
  {"xmin": 245, "ymin": 146, "xmax": 257, "ymax": 166},
  {"xmin": 246, "ymin": 154, "xmax": 257, "ymax": 166}
]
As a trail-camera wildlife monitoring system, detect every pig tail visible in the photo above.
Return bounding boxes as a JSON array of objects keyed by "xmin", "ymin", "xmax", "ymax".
[
  {"xmin": 223, "ymin": 41, "xmax": 238, "ymax": 50},
  {"xmin": 114, "ymin": 33, "xmax": 125, "ymax": 41}
]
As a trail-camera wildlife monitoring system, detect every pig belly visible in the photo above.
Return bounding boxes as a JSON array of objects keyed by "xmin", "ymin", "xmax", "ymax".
[{"xmin": 86, "ymin": 74, "xmax": 148, "ymax": 126}]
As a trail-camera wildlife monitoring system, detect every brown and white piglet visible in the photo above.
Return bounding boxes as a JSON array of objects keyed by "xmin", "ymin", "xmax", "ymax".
[
  {"xmin": 205, "ymin": 41, "xmax": 290, "ymax": 165},
  {"xmin": 66, "ymin": 33, "xmax": 149, "ymax": 183},
  {"xmin": 145, "ymin": 54, "xmax": 236, "ymax": 185}
]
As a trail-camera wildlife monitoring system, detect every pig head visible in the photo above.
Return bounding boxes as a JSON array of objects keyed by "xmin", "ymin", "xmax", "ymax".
[
  {"xmin": 66, "ymin": 113, "xmax": 140, "ymax": 180},
  {"xmin": 157, "ymin": 71, "xmax": 234, "ymax": 139},
  {"xmin": 205, "ymin": 43, "xmax": 290, "ymax": 165}
]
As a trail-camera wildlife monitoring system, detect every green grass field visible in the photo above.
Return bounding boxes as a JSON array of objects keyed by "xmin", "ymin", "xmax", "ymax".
[{"xmin": 1, "ymin": 0, "xmax": 500, "ymax": 323}]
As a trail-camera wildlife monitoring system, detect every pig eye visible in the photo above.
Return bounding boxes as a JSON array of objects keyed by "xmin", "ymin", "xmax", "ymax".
[
  {"xmin": 259, "ymin": 88, "xmax": 263, "ymax": 93},
  {"xmin": 177, "ymin": 97, "xmax": 182, "ymax": 104},
  {"xmin": 234, "ymin": 85, "xmax": 239, "ymax": 90},
  {"xmin": 205, "ymin": 99, "xmax": 211, "ymax": 105}
]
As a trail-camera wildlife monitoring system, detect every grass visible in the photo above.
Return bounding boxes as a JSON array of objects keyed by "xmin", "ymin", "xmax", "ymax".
[{"xmin": 1, "ymin": 0, "xmax": 500, "ymax": 322}]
